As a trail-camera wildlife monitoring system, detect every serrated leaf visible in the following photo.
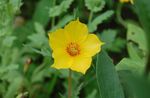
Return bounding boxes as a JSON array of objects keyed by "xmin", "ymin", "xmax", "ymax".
[
  {"xmin": 31, "ymin": 68, "xmax": 50, "ymax": 83},
  {"xmin": 1, "ymin": 71, "xmax": 21, "ymax": 82},
  {"xmin": 0, "ymin": 64, "xmax": 19, "ymax": 75},
  {"xmin": 89, "ymin": 10, "xmax": 114, "ymax": 32},
  {"xmin": 28, "ymin": 34, "xmax": 46, "ymax": 47},
  {"xmin": 96, "ymin": 51, "xmax": 124, "ymax": 98},
  {"xmin": 9, "ymin": 0, "xmax": 22, "ymax": 12},
  {"xmin": 33, "ymin": 0, "xmax": 51, "ymax": 26},
  {"xmin": 49, "ymin": 0, "xmax": 74, "ymax": 17},
  {"xmin": 27, "ymin": 30, "xmax": 48, "ymax": 48},
  {"xmin": 85, "ymin": 0, "xmax": 105, "ymax": 12},
  {"xmin": 2, "ymin": 36, "xmax": 16, "ymax": 47},
  {"xmin": 23, "ymin": 44, "xmax": 51, "ymax": 57},
  {"xmin": 4, "ymin": 77, "xmax": 23, "ymax": 98},
  {"xmin": 34, "ymin": 22, "xmax": 45, "ymax": 34},
  {"xmin": 32, "ymin": 48, "xmax": 51, "ymax": 57},
  {"xmin": 74, "ymin": 83, "xmax": 83, "ymax": 98},
  {"xmin": 16, "ymin": 92, "xmax": 28, "ymax": 98}
]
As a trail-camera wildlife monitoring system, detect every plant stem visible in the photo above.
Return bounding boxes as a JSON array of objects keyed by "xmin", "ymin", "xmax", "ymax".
[
  {"xmin": 51, "ymin": 17, "xmax": 55, "ymax": 28},
  {"xmin": 145, "ymin": 55, "xmax": 150, "ymax": 76},
  {"xmin": 116, "ymin": 3, "xmax": 127, "ymax": 28},
  {"xmin": 88, "ymin": 11, "xmax": 93, "ymax": 24},
  {"xmin": 51, "ymin": 0, "xmax": 56, "ymax": 28},
  {"xmin": 68, "ymin": 69, "xmax": 72, "ymax": 98}
]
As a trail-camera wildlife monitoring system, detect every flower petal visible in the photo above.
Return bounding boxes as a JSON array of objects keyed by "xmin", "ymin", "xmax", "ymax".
[
  {"xmin": 48, "ymin": 29, "xmax": 68, "ymax": 50},
  {"xmin": 70, "ymin": 57, "xmax": 92, "ymax": 74},
  {"xmin": 64, "ymin": 19, "xmax": 88, "ymax": 42},
  {"xmin": 81, "ymin": 34, "xmax": 103, "ymax": 57},
  {"xmin": 51, "ymin": 51, "xmax": 73, "ymax": 69}
]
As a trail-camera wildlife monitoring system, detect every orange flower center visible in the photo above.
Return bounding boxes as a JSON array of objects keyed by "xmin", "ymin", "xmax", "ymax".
[{"xmin": 66, "ymin": 42, "xmax": 80, "ymax": 56}]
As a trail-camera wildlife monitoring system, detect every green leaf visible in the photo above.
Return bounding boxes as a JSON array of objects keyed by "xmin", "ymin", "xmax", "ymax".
[
  {"xmin": 16, "ymin": 92, "xmax": 28, "ymax": 98},
  {"xmin": 119, "ymin": 72, "xmax": 150, "ymax": 98},
  {"xmin": 134, "ymin": 0, "xmax": 150, "ymax": 73},
  {"xmin": 0, "ymin": 64, "xmax": 19, "ymax": 75},
  {"xmin": 116, "ymin": 22, "xmax": 148, "ymax": 75},
  {"xmin": 28, "ymin": 33, "xmax": 47, "ymax": 48},
  {"xmin": 9, "ymin": 0, "xmax": 22, "ymax": 12},
  {"xmin": 89, "ymin": 10, "xmax": 114, "ymax": 32},
  {"xmin": 116, "ymin": 58, "xmax": 145, "ymax": 75},
  {"xmin": 85, "ymin": 0, "xmax": 105, "ymax": 12},
  {"xmin": 87, "ymin": 89, "xmax": 97, "ymax": 98},
  {"xmin": 27, "ymin": 23, "xmax": 48, "ymax": 48},
  {"xmin": 99, "ymin": 29, "xmax": 126, "ymax": 52},
  {"xmin": 127, "ymin": 23, "xmax": 148, "ymax": 53},
  {"xmin": 1, "ymin": 71, "xmax": 21, "ymax": 82},
  {"xmin": 127, "ymin": 42, "xmax": 141, "ymax": 61},
  {"xmin": 44, "ymin": 75, "xmax": 57, "ymax": 96},
  {"xmin": 4, "ymin": 77, "xmax": 23, "ymax": 98},
  {"xmin": 34, "ymin": 22, "xmax": 45, "ymax": 34},
  {"xmin": 50, "ymin": 15, "xmax": 74, "ymax": 31},
  {"xmin": 74, "ymin": 83, "xmax": 83, "ymax": 98},
  {"xmin": 31, "ymin": 65, "xmax": 51, "ymax": 83},
  {"xmin": 96, "ymin": 51, "xmax": 124, "ymax": 98},
  {"xmin": 31, "ymin": 68, "xmax": 50, "ymax": 83},
  {"xmin": 105, "ymin": 0, "xmax": 114, "ymax": 8},
  {"xmin": 111, "ymin": 38, "xmax": 126, "ymax": 52},
  {"xmin": 134, "ymin": 0, "xmax": 150, "ymax": 50},
  {"xmin": 49, "ymin": 0, "xmax": 74, "ymax": 17},
  {"xmin": 33, "ymin": 0, "xmax": 51, "ymax": 26},
  {"xmin": 100, "ymin": 29, "xmax": 117, "ymax": 43},
  {"xmin": 23, "ymin": 44, "xmax": 51, "ymax": 57},
  {"xmin": 2, "ymin": 36, "xmax": 16, "ymax": 47}
]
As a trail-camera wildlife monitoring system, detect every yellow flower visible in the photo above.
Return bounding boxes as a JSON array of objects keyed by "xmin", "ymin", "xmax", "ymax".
[
  {"xmin": 48, "ymin": 19, "xmax": 103, "ymax": 74},
  {"xmin": 120, "ymin": 0, "xmax": 134, "ymax": 4}
]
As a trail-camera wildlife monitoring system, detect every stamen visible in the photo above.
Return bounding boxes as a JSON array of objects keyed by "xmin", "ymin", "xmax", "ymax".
[{"xmin": 66, "ymin": 42, "xmax": 80, "ymax": 56}]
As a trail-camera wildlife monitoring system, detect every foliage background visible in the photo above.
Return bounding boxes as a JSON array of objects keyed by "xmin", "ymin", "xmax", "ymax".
[{"xmin": 0, "ymin": 0, "xmax": 150, "ymax": 98}]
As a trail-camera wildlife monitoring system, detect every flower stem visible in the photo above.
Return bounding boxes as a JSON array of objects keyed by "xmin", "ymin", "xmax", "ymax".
[
  {"xmin": 51, "ymin": 0, "xmax": 56, "ymax": 28},
  {"xmin": 68, "ymin": 69, "xmax": 72, "ymax": 98},
  {"xmin": 88, "ymin": 11, "xmax": 93, "ymax": 24},
  {"xmin": 116, "ymin": 3, "xmax": 127, "ymax": 28},
  {"xmin": 51, "ymin": 17, "xmax": 55, "ymax": 28}
]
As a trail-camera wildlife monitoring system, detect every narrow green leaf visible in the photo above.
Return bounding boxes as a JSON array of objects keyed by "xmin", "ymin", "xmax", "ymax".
[
  {"xmin": 116, "ymin": 58, "xmax": 145, "ymax": 75},
  {"xmin": 2, "ymin": 36, "xmax": 16, "ymax": 47},
  {"xmin": 34, "ymin": 22, "xmax": 45, "ymax": 34},
  {"xmin": 4, "ymin": 77, "xmax": 23, "ymax": 98},
  {"xmin": 85, "ymin": 0, "xmax": 105, "ymax": 12},
  {"xmin": 33, "ymin": 0, "xmax": 51, "ymax": 26},
  {"xmin": 99, "ymin": 29, "xmax": 126, "ymax": 52},
  {"xmin": 127, "ymin": 42, "xmax": 141, "ymax": 61},
  {"xmin": 96, "ymin": 51, "xmax": 124, "ymax": 98},
  {"xmin": 49, "ymin": 0, "xmax": 74, "ymax": 17},
  {"xmin": 87, "ymin": 89, "xmax": 97, "ymax": 98},
  {"xmin": 89, "ymin": 10, "xmax": 114, "ymax": 32}
]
